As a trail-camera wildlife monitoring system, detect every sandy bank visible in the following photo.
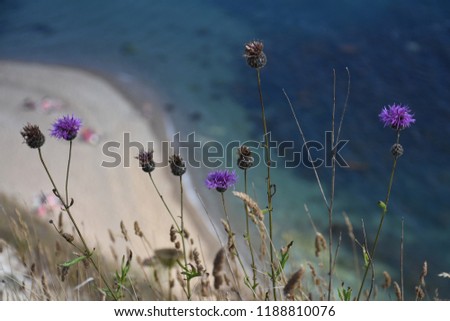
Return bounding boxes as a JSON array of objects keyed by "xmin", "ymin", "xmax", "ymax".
[{"xmin": 0, "ymin": 61, "xmax": 220, "ymax": 269}]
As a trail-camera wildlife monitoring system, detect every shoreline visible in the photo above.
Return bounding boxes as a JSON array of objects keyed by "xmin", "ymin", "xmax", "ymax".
[{"xmin": 0, "ymin": 60, "xmax": 221, "ymax": 266}]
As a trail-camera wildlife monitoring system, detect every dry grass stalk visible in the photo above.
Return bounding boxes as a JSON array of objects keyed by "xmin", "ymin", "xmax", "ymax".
[
  {"xmin": 201, "ymin": 272, "xmax": 210, "ymax": 297},
  {"xmin": 419, "ymin": 261, "xmax": 428, "ymax": 287},
  {"xmin": 108, "ymin": 229, "xmax": 116, "ymax": 243},
  {"xmin": 41, "ymin": 274, "xmax": 51, "ymax": 300},
  {"xmin": 58, "ymin": 212, "xmax": 63, "ymax": 231},
  {"xmin": 232, "ymin": 191, "xmax": 263, "ymax": 220},
  {"xmin": 120, "ymin": 221, "xmax": 128, "ymax": 242},
  {"xmin": 307, "ymin": 262, "xmax": 321, "ymax": 286},
  {"xmin": 382, "ymin": 271, "xmax": 392, "ymax": 289},
  {"xmin": 0, "ymin": 238, "xmax": 6, "ymax": 253},
  {"xmin": 314, "ymin": 232, "xmax": 327, "ymax": 257},
  {"xmin": 170, "ymin": 225, "xmax": 177, "ymax": 243},
  {"xmin": 134, "ymin": 221, "xmax": 144, "ymax": 238},
  {"xmin": 232, "ymin": 191, "xmax": 267, "ymax": 257},
  {"xmin": 193, "ymin": 248, "xmax": 204, "ymax": 273},
  {"xmin": 283, "ymin": 266, "xmax": 305, "ymax": 299},
  {"xmin": 110, "ymin": 245, "xmax": 118, "ymax": 263},
  {"xmin": 212, "ymin": 248, "xmax": 225, "ymax": 290},
  {"xmin": 393, "ymin": 281, "xmax": 402, "ymax": 300},
  {"xmin": 221, "ymin": 219, "xmax": 236, "ymax": 254},
  {"xmin": 438, "ymin": 272, "xmax": 450, "ymax": 278},
  {"xmin": 415, "ymin": 286, "xmax": 425, "ymax": 300},
  {"xmin": 176, "ymin": 270, "xmax": 185, "ymax": 288}
]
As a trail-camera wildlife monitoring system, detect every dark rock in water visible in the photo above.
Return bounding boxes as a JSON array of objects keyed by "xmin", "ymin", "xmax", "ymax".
[
  {"xmin": 189, "ymin": 111, "xmax": 202, "ymax": 122},
  {"xmin": 195, "ymin": 27, "xmax": 210, "ymax": 37},
  {"xmin": 164, "ymin": 103, "xmax": 175, "ymax": 113},
  {"xmin": 119, "ymin": 42, "xmax": 138, "ymax": 56}
]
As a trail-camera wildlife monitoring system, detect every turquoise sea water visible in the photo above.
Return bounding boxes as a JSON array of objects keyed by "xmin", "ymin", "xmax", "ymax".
[{"xmin": 1, "ymin": 0, "xmax": 449, "ymax": 298}]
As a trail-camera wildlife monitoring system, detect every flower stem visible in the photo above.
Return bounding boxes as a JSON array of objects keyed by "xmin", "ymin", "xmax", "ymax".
[
  {"xmin": 256, "ymin": 68, "xmax": 277, "ymax": 300},
  {"xmin": 356, "ymin": 131, "xmax": 401, "ymax": 300},
  {"xmin": 179, "ymin": 176, "xmax": 191, "ymax": 300},
  {"xmin": 37, "ymin": 147, "xmax": 117, "ymax": 300},
  {"xmin": 244, "ymin": 169, "xmax": 258, "ymax": 297},
  {"xmin": 147, "ymin": 173, "xmax": 181, "ymax": 231},
  {"xmin": 65, "ymin": 140, "xmax": 72, "ymax": 205},
  {"xmin": 327, "ymin": 70, "xmax": 337, "ymax": 300}
]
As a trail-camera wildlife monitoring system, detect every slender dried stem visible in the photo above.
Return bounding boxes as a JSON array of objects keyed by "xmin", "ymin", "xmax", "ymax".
[
  {"xmin": 244, "ymin": 169, "xmax": 258, "ymax": 297},
  {"xmin": 38, "ymin": 147, "xmax": 117, "ymax": 300},
  {"xmin": 256, "ymin": 68, "xmax": 277, "ymax": 300},
  {"xmin": 400, "ymin": 217, "xmax": 404, "ymax": 301},
  {"xmin": 65, "ymin": 140, "xmax": 72, "ymax": 205},
  {"xmin": 220, "ymin": 192, "xmax": 255, "ymax": 297},
  {"xmin": 147, "ymin": 173, "xmax": 180, "ymax": 231},
  {"xmin": 327, "ymin": 69, "xmax": 337, "ymax": 300},
  {"xmin": 357, "ymin": 131, "xmax": 401, "ymax": 300},
  {"xmin": 179, "ymin": 176, "xmax": 191, "ymax": 300}
]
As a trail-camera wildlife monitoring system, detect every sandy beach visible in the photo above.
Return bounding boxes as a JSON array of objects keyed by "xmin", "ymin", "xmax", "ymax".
[{"xmin": 0, "ymin": 61, "xmax": 220, "ymax": 269}]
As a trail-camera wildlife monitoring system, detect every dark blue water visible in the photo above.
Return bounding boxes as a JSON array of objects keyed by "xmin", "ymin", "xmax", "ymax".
[{"xmin": 1, "ymin": 0, "xmax": 449, "ymax": 299}]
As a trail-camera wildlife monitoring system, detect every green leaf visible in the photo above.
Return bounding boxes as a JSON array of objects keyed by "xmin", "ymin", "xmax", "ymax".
[{"xmin": 59, "ymin": 255, "xmax": 87, "ymax": 267}]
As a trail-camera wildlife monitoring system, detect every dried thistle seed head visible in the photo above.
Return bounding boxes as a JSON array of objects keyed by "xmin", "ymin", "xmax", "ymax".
[
  {"xmin": 244, "ymin": 40, "xmax": 267, "ymax": 69},
  {"xmin": 237, "ymin": 145, "xmax": 254, "ymax": 170},
  {"xmin": 21, "ymin": 123, "xmax": 45, "ymax": 149},
  {"xmin": 136, "ymin": 150, "xmax": 155, "ymax": 173},
  {"xmin": 391, "ymin": 143, "xmax": 404, "ymax": 158},
  {"xmin": 169, "ymin": 154, "xmax": 186, "ymax": 176}
]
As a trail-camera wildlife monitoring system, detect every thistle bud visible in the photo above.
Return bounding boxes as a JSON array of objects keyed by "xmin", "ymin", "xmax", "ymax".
[
  {"xmin": 169, "ymin": 154, "xmax": 186, "ymax": 176},
  {"xmin": 237, "ymin": 145, "xmax": 254, "ymax": 170},
  {"xmin": 21, "ymin": 123, "xmax": 45, "ymax": 149},
  {"xmin": 136, "ymin": 150, "xmax": 155, "ymax": 173},
  {"xmin": 391, "ymin": 143, "xmax": 404, "ymax": 158},
  {"xmin": 244, "ymin": 40, "xmax": 267, "ymax": 69}
]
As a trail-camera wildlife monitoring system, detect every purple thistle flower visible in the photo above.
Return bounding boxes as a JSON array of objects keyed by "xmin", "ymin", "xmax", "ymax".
[
  {"xmin": 379, "ymin": 104, "xmax": 415, "ymax": 130},
  {"xmin": 50, "ymin": 115, "xmax": 82, "ymax": 141},
  {"xmin": 205, "ymin": 169, "xmax": 238, "ymax": 193}
]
